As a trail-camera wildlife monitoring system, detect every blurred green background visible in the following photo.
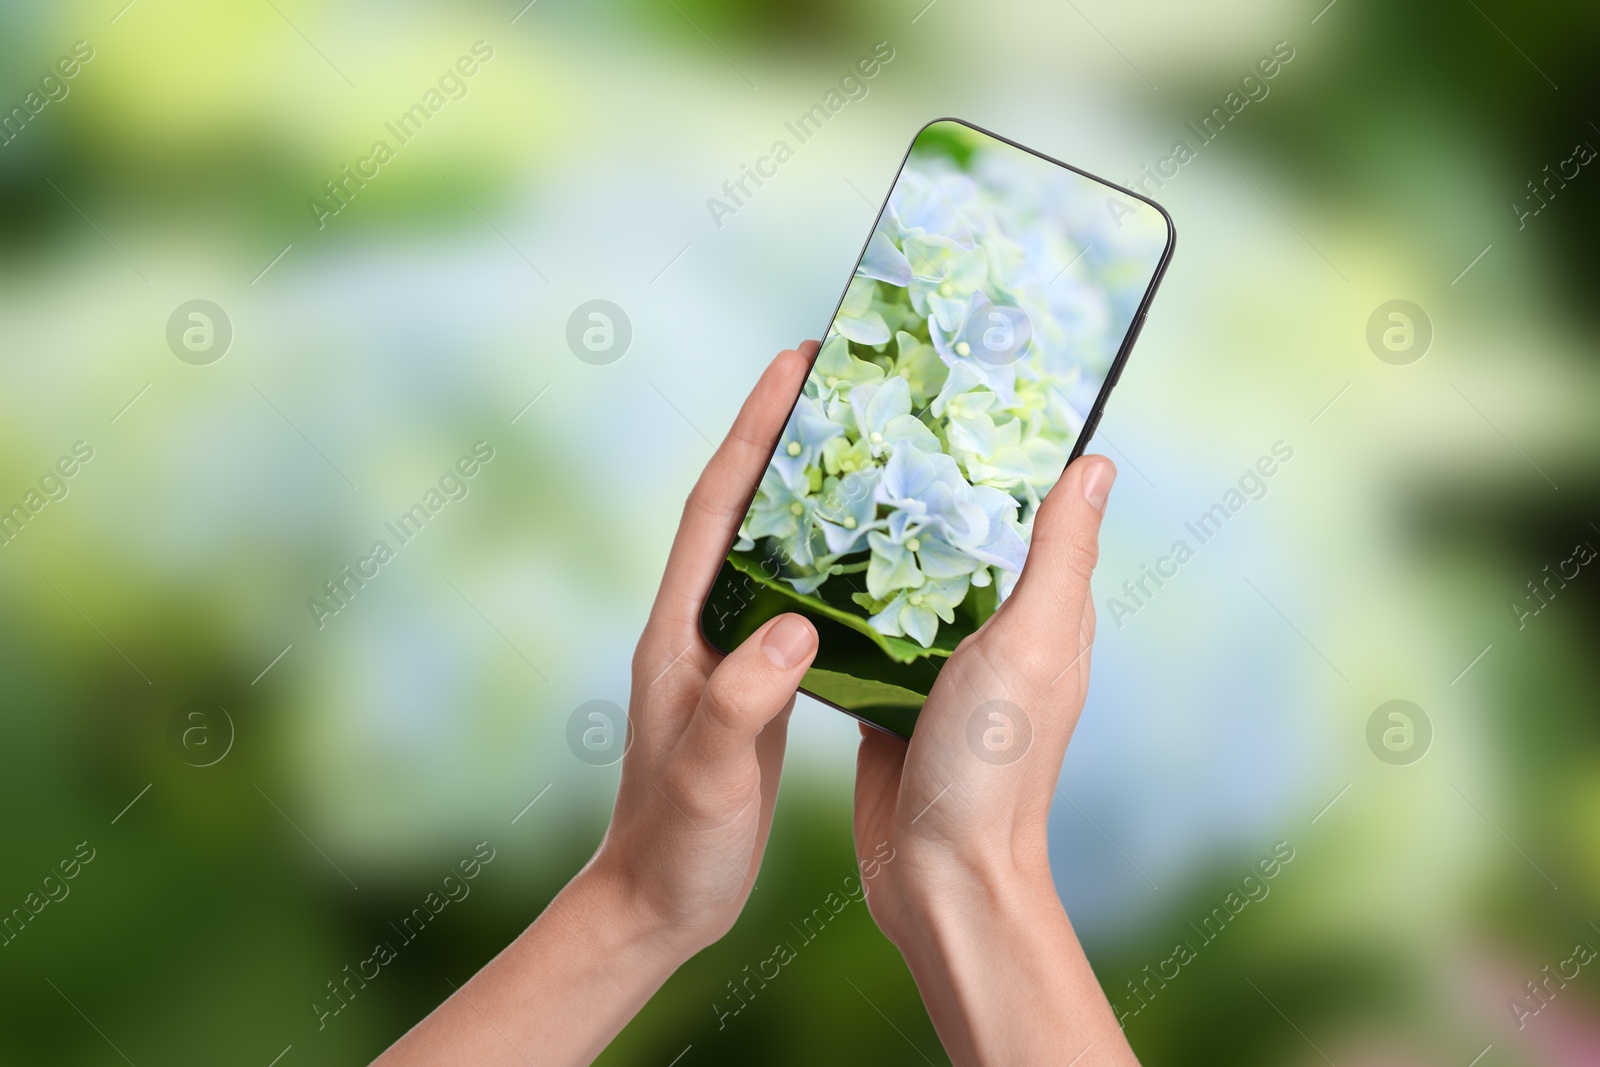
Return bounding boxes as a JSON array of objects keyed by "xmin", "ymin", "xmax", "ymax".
[{"xmin": 2, "ymin": 1, "xmax": 1597, "ymax": 1064}]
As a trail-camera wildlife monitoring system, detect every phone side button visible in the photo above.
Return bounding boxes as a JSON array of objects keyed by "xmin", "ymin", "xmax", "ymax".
[
  {"xmin": 1106, "ymin": 313, "xmax": 1145, "ymax": 389},
  {"xmin": 1081, "ymin": 410, "xmax": 1102, "ymax": 445}
]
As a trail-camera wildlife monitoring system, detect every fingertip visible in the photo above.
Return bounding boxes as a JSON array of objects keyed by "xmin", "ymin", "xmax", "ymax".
[
  {"xmin": 770, "ymin": 342, "xmax": 819, "ymax": 372},
  {"xmin": 1035, "ymin": 454, "xmax": 1115, "ymax": 529},
  {"xmin": 997, "ymin": 453, "xmax": 1114, "ymax": 632},
  {"xmin": 1079, "ymin": 454, "xmax": 1117, "ymax": 513},
  {"xmin": 760, "ymin": 613, "xmax": 817, "ymax": 671},
  {"xmin": 1077, "ymin": 451, "xmax": 1114, "ymax": 472},
  {"xmin": 763, "ymin": 347, "xmax": 814, "ymax": 394},
  {"xmin": 771, "ymin": 346, "xmax": 808, "ymax": 373}
]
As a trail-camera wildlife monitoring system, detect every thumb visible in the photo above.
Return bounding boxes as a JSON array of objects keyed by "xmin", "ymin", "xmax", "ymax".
[
  {"xmin": 988, "ymin": 454, "xmax": 1115, "ymax": 648},
  {"xmin": 852, "ymin": 723, "xmax": 906, "ymax": 856},
  {"xmin": 681, "ymin": 614, "xmax": 817, "ymax": 766}
]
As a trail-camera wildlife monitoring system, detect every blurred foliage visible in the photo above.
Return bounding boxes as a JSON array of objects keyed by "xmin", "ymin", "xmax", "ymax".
[{"xmin": 1, "ymin": 1, "xmax": 1598, "ymax": 1065}]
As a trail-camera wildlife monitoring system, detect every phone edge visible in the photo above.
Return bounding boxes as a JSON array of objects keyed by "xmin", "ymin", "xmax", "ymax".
[{"xmin": 696, "ymin": 116, "xmax": 1179, "ymax": 742}]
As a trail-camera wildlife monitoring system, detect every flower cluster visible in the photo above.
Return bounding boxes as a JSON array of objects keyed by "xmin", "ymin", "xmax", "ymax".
[{"xmin": 737, "ymin": 154, "xmax": 1127, "ymax": 649}]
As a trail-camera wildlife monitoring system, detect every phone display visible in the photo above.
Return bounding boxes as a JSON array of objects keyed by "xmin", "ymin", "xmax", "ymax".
[{"xmin": 700, "ymin": 119, "xmax": 1174, "ymax": 738}]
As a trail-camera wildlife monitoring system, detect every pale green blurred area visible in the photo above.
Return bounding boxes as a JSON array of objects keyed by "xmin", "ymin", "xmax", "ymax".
[{"xmin": 2, "ymin": 1, "xmax": 1598, "ymax": 1064}]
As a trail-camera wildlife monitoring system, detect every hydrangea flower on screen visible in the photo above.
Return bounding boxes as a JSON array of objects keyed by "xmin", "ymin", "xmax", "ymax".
[
  {"xmin": 770, "ymin": 394, "xmax": 841, "ymax": 489},
  {"xmin": 745, "ymin": 467, "xmax": 819, "ymax": 569}
]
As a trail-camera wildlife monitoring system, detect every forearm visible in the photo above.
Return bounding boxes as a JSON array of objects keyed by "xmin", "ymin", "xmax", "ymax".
[
  {"xmin": 898, "ymin": 875, "xmax": 1138, "ymax": 1067},
  {"xmin": 375, "ymin": 863, "xmax": 687, "ymax": 1066}
]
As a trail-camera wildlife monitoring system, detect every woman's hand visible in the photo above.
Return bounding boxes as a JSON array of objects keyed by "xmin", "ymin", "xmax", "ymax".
[
  {"xmin": 853, "ymin": 454, "xmax": 1140, "ymax": 1066},
  {"xmin": 375, "ymin": 345, "xmax": 820, "ymax": 1066},
  {"xmin": 590, "ymin": 341, "xmax": 822, "ymax": 954}
]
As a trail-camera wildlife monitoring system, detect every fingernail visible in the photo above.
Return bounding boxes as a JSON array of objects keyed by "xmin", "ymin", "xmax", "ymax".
[
  {"xmin": 1082, "ymin": 458, "xmax": 1116, "ymax": 512},
  {"xmin": 762, "ymin": 615, "xmax": 815, "ymax": 670}
]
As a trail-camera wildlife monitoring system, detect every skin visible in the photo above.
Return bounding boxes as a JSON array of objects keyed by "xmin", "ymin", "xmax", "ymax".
[{"xmin": 376, "ymin": 344, "xmax": 1137, "ymax": 1066}]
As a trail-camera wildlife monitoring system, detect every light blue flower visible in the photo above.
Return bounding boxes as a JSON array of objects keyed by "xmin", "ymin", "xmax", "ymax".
[
  {"xmin": 770, "ymin": 394, "xmax": 842, "ymax": 489},
  {"xmin": 857, "ymin": 454, "xmax": 1026, "ymax": 644},
  {"xmin": 996, "ymin": 569, "xmax": 1020, "ymax": 602},
  {"xmin": 874, "ymin": 446, "xmax": 986, "ymax": 545},
  {"xmin": 901, "ymin": 234, "xmax": 989, "ymax": 327},
  {"xmin": 887, "ymin": 330, "xmax": 947, "ymax": 408},
  {"xmin": 814, "ymin": 468, "xmax": 883, "ymax": 555},
  {"xmin": 962, "ymin": 485, "xmax": 1028, "ymax": 574},
  {"xmin": 929, "ymin": 291, "xmax": 1021, "ymax": 402},
  {"xmin": 1014, "ymin": 416, "xmax": 1071, "ymax": 501},
  {"xmin": 735, "ymin": 144, "xmax": 1155, "ymax": 647},
  {"xmin": 857, "ymin": 226, "xmax": 913, "ymax": 286},
  {"xmin": 872, "ymin": 446, "xmax": 1027, "ymax": 576},
  {"xmin": 865, "ymin": 513, "xmax": 925, "ymax": 600},
  {"xmin": 745, "ymin": 467, "xmax": 820, "ymax": 569},
  {"xmin": 811, "ymin": 333, "xmax": 884, "ymax": 404},
  {"xmin": 868, "ymin": 574, "xmax": 972, "ymax": 648},
  {"xmin": 929, "ymin": 365, "xmax": 1001, "ymax": 458},
  {"xmin": 848, "ymin": 376, "xmax": 938, "ymax": 459},
  {"xmin": 888, "ymin": 172, "xmax": 976, "ymax": 250},
  {"xmin": 958, "ymin": 416, "xmax": 1036, "ymax": 493},
  {"xmin": 820, "ymin": 434, "xmax": 874, "ymax": 478},
  {"xmin": 834, "ymin": 276, "xmax": 892, "ymax": 345}
]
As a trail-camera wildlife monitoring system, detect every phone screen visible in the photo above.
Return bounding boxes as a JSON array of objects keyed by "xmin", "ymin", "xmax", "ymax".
[{"xmin": 700, "ymin": 118, "xmax": 1174, "ymax": 738}]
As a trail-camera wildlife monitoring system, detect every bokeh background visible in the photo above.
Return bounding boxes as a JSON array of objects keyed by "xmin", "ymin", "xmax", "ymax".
[{"xmin": 2, "ymin": 1, "xmax": 1597, "ymax": 1064}]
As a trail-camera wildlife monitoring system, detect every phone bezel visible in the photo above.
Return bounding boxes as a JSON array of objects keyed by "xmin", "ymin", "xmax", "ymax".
[{"xmin": 697, "ymin": 116, "xmax": 1178, "ymax": 740}]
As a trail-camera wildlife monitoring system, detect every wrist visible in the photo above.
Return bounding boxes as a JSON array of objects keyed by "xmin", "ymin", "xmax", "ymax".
[
  {"xmin": 575, "ymin": 845, "xmax": 712, "ymax": 968},
  {"xmin": 889, "ymin": 867, "xmax": 1137, "ymax": 1067},
  {"xmin": 888, "ymin": 870, "xmax": 1070, "ymax": 1067},
  {"xmin": 896, "ymin": 858, "xmax": 1063, "ymax": 972},
  {"xmin": 397, "ymin": 850, "xmax": 700, "ymax": 1066},
  {"xmin": 890, "ymin": 845, "xmax": 1057, "ymax": 944}
]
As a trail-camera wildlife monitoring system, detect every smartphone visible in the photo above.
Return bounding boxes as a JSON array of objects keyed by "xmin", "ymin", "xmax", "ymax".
[{"xmin": 699, "ymin": 118, "xmax": 1175, "ymax": 739}]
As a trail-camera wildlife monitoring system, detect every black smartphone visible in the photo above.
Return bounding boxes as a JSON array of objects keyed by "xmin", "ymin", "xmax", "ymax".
[{"xmin": 700, "ymin": 118, "xmax": 1175, "ymax": 739}]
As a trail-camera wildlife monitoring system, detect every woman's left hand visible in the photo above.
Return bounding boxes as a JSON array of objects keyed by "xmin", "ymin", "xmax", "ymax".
[
  {"xmin": 588, "ymin": 341, "xmax": 822, "ymax": 954},
  {"xmin": 374, "ymin": 344, "xmax": 821, "ymax": 1067}
]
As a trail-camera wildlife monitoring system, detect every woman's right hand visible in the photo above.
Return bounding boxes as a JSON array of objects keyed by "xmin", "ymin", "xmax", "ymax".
[{"xmin": 852, "ymin": 454, "xmax": 1141, "ymax": 1066}]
